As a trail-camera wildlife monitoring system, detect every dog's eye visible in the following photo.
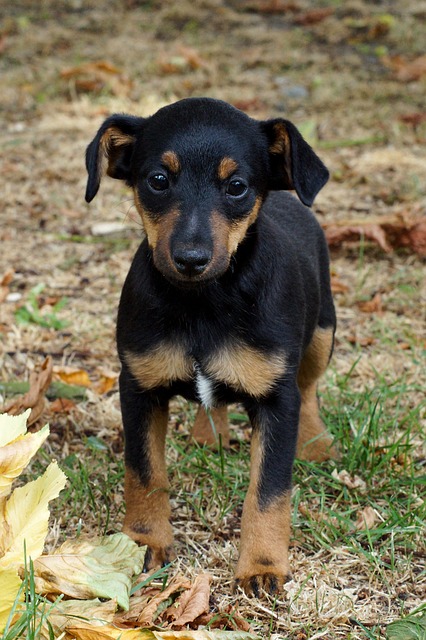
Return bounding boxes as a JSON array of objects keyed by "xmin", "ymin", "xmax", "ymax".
[
  {"xmin": 148, "ymin": 173, "xmax": 169, "ymax": 192},
  {"xmin": 226, "ymin": 179, "xmax": 248, "ymax": 198}
]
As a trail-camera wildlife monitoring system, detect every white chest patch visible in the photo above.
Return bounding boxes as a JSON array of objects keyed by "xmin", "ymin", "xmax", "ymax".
[{"xmin": 194, "ymin": 365, "xmax": 215, "ymax": 408}]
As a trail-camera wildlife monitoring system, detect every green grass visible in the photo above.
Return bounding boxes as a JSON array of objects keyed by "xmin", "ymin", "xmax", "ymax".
[
  {"xmin": 22, "ymin": 361, "xmax": 423, "ymax": 639},
  {"xmin": 2, "ymin": 555, "xmax": 63, "ymax": 640}
]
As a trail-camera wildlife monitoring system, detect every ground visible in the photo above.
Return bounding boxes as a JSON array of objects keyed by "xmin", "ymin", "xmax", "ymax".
[{"xmin": 0, "ymin": 1, "xmax": 425, "ymax": 639}]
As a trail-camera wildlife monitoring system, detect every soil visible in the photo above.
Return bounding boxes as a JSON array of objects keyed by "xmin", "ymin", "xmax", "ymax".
[{"xmin": 0, "ymin": 1, "xmax": 425, "ymax": 638}]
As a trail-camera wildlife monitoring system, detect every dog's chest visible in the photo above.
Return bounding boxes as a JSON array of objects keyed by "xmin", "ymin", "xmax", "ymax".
[{"xmin": 125, "ymin": 340, "xmax": 287, "ymax": 405}]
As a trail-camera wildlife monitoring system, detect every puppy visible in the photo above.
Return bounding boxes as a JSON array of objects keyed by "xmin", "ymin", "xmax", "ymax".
[{"xmin": 85, "ymin": 97, "xmax": 336, "ymax": 596}]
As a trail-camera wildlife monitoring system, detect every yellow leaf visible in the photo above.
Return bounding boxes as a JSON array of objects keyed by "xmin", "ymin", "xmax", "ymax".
[
  {"xmin": 0, "ymin": 569, "xmax": 22, "ymax": 633},
  {"xmin": 33, "ymin": 533, "xmax": 146, "ymax": 610},
  {"xmin": 0, "ymin": 461, "xmax": 67, "ymax": 569},
  {"xmin": 54, "ymin": 368, "xmax": 92, "ymax": 388},
  {"xmin": 0, "ymin": 421, "xmax": 49, "ymax": 499},
  {"xmin": 67, "ymin": 624, "xmax": 154, "ymax": 640},
  {"xmin": 0, "ymin": 410, "xmax": 30, "ymax": 447}
]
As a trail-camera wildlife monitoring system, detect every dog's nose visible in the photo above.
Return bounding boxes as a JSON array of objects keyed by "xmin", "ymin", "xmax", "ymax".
[{"xmin": 173, "ymin": 248, "xmax": 212, "ymax": 276}]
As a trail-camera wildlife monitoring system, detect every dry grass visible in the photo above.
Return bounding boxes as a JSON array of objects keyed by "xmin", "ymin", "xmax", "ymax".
[{"xmin": 1, "ymin": 1, "xmax": 425, "ymax": 638}]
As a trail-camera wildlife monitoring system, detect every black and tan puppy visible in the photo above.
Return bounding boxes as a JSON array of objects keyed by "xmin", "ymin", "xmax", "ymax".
[{"xmin": 85, "ymin": 98, "xmax": 336, "ymax": 596}]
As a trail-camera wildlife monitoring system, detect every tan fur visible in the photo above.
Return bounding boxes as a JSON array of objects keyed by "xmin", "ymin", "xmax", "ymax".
[
  {"xmin": 125, "ymin": 344, "xmax": 192, "ymax": 390},
  {"xmin": 122, "ymin": 407, "xmax": 174, "ymax": 567},
  {"xmin": 297, "ymin": 327, "xmax": 337, "ymax": 461},
  {"xmin": 192, "ymin": 405, "xmax": 230, "ymax": 448},
  {"xmin": 235, "ymin": 429, "xmax": 291, "ymax": 593},
  {"xmin": 227, "ymin": 197, "xmax": 262, "ymax": 255},
  {"xmin": 133, "ymin": 190, "xmax": 180, "ymax": 256},
  {"xmin": 217, "ymin": 156, "xmax": 238, "ymax": 180},
  {"xmin": 268, "ymin": 123, "xmax": 293, "ymax": 188},
  {"xmin": 205, "ymin": 341, "xmax": 286, "ymax": 398},
  {"xmin": 99, "ymin": 127, "xmax": 135, "ymax": 181},
  {"xmin": 161, "ymin": 150, "xmax": 181, "ymax": 174}
]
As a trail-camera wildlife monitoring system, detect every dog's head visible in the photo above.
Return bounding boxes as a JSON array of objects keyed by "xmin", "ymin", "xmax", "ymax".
[{"xmin": 85, "ymin": 98, "xmax": 328, "ymax": 286}]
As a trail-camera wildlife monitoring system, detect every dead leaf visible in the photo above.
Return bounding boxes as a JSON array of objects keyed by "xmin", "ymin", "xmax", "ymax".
[
  {"xmin": 95, "ymin": 370, "xmax": 118, "ymax": 395},
  {"xmin": 347, "ymin": 335, "xmax": 376, "ymax": 347},
  {"xmin": 135, "ymin": 575, "xmax": 192, "ymax": 627},
  {"xmin": 399, "ymin": 112, "xmax": 426, "ymax": 128},
  {"xmin": 49, "ymin": 397, "xmax": 76, "ymax": 413},
  {"xmin": 294, "ymin": 7, "xmax": 334, "ymax": 25},
  {"xmin": 355, "ymin": 506, "xmax": 379, "ymax": 530},
  {"xmin": 330, "ymin": 275, "xmax": 350, "ymax": 294},
  {"xmin": 322, "ymin": 210, "xmax": 426, "ymax": 256},
  {"xmin": 4, "ymin": 357, "xmax": 53, "ymax": 425},
  {"xmin": 0, "ymin": 269, "xmax": 14, "ymax": 303},
  {"xmin": 53, "ymin": 366, "xmax": 92, "ymax": 388},
  {"xmin": 356, "ymin": 292, "xmax": 384, "ymax": 314},
  {"xmin": 384, "ymin": 54, "xmax": 426, "ymax": 82},
  {"xmin": 324, "ymin": 224, "xmax": 391, "ymax": 252},
  {"xmin": 169, "ymin": 573, "xmax": 212, "ymax": 627},
  {"xmin": 332, "ymin": 469, "xmax": 367, "ymax": 493},
  {"xmin": 60, "ymin": 61, "xmax": 132, "ymax": 97},
  {"xmin": 194, "ymin": 607, "xmax": 252, "ymax": 632}
]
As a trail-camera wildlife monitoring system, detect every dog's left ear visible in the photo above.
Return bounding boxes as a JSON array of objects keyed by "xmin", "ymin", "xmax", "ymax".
[
  {"xmin": 85, "ymin": 114, "xmax": 144, "ymax": 203},
  {"xmin": 261, "ymin": 119, "xmax": 329, "ymax": 207}
]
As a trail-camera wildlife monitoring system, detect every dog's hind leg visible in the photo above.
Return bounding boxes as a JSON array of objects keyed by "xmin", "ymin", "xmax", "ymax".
[{"xmin": 296, "ymin": 325, "xmax": 337, "ymax": 462}]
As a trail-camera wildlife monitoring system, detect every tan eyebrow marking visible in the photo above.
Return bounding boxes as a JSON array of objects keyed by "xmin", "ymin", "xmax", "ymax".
[
  {"xmin": 161, "ymin": 150, "xmax": 181, "ymax": 174},
  {"xmin": 218, "ymin": 156, "xmax": 238, "ymax": 181}
]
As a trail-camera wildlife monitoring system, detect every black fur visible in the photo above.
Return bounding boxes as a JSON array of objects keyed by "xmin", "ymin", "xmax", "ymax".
[{"xmin": 85, "ymin": 97, "xmax": 336, "ymax": 589}]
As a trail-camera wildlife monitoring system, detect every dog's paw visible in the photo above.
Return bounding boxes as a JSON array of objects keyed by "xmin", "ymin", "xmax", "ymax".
[
  {"xmin": 143, "ymin": 544, "xmax": 176, "ymax": 571},
  {"xmin": 234, "ymin": 567, "xmax": 291, "ymax": 597}
]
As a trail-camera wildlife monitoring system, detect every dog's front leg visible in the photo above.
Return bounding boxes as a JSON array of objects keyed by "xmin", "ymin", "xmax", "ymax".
[
  {"xmin": 119, "ymin": 365, "xmax": 174, "ymax": 569},
  {"xmin": 235, "ymin": 382, "xmax": 300, "ymax": 596}
]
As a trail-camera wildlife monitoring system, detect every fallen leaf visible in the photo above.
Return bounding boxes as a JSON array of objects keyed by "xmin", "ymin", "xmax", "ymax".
[
  {"xmin": 330, "ymin": 275, "xmax": 350, "ymax": 294},
  {"xmin": 0, "ymin": 569, "xmax": 22, "ymax": 632},
  {"xmin": 49, "ymin": 397, "xmax": 76, "ymax": 413},
  {"xmin": 60, "ymin": 61, "xmax": 133, "ymax": 97},
  {"xmin": 45, "ymin": 598, "xmax": 117, "ymax": 638},
  {"xmin": 384, "ymin": 54, "xmax": 426, "ymax": 82},
  {"xmin": 0, "ymin": 415, "xmax": 49, "ymax": 499},
  {"xmin": 170, "ymin": 573, "xmax": 212, "ymax": 627},
  {"xmin": 0, "ymin": 461, "xmax": 67, "ymax": 570},
  {"xmin": 399, "ymin": 112, "xmax": 426, "ymax": 128},
  {"xmin": 95, "ymin": 370, "xmax": 118, "ymax": 395},
  {"xmin": 294, "ymin": 7, "xmax": 333, "ymax": 24},
  {"xmin": 322, "ymin": 211, "xmax": 426, "ymax": 256},
  {"xmin": 33, "ymin": 533, "xmax": 146, "ymax": 611},
  {"xmin": 0, "ymin": 269, "xmax": 14, "ymax": 303},
  {"xmin": 136, "ymin": 575, "xmax": 192, "ymax": 627},
  {"xmin": 68, "ymin": 626, "xmax": 259, "ymax": 639},
  {"xmin": 324, "ymin": 224, "xmax": 391, "ymax": 252},
  {"xmin": 4, "ymin": 357, "xmax": 53, "ymax": 425},
  {"xmin": 355, "ymin": 506, "xmax": 379, "ymax": 530},
  {"xmin": 356, "ymin": 292, "xmax": 384, "ymax": 314},
  {"xmin": 332, "ymin": 469, "xmax": 367, "ymax": 493},
  {"xmin": 54, "ymin": 366, "xmax": 92, "ymax": 388}
]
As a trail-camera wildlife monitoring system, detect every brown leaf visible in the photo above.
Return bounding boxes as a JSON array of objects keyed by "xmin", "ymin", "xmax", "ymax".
[
  {"xmin": 322, "ymin": 210, "xmax": 426, "ymax": 256},
  {"xmin": 134, "ymin": 575, "xmax": 191, "ymax": 627},
  {"xmin": 356, "ymin": 292, "xmax": 384, "ymax": 314},
  {"xmin": 49, "ymin": 398, "xmax": 76, "ymax": 414},
  {"xmin": 330, "ymin": 275, "xmax": 350, "ymax": 294},
  {"xmin": 4, "ymin": 357, "xmax": 53, "ymax": 425},
  {"xmin": 385, "ymin": 54, "xmax": 426, "ymax": 82},
  {"xmin": 294, "ymin": 7, "xmax": 334, "ymax": 25},
  {"xmin": 169, "ymin": 573, "xmax": 212, "ymax": 627},
  {"xmin": 0, "ymin": 268, "xmax": 14, "ymax": 303},
  {"xmin": 324, "ymin": 224, "xmax": 391, "ymax": 252},
  {"xmin": 355, "ymin": 506, "xmax": 378, "ymax": 530},
  {"xmin": 399, "ymin": 112, "xmax": 426, "ymax": 128}
]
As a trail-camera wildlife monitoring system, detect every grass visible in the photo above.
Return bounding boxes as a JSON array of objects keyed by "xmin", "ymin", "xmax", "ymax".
[{"xmin": 26, "ymin": 359, "xmax": 422, "ymax": 639}]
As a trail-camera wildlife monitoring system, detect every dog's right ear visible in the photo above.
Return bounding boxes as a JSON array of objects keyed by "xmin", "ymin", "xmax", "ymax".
[{"xmin": 85, "ymin": 114, "xmax": 144, "ymax": 203}]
